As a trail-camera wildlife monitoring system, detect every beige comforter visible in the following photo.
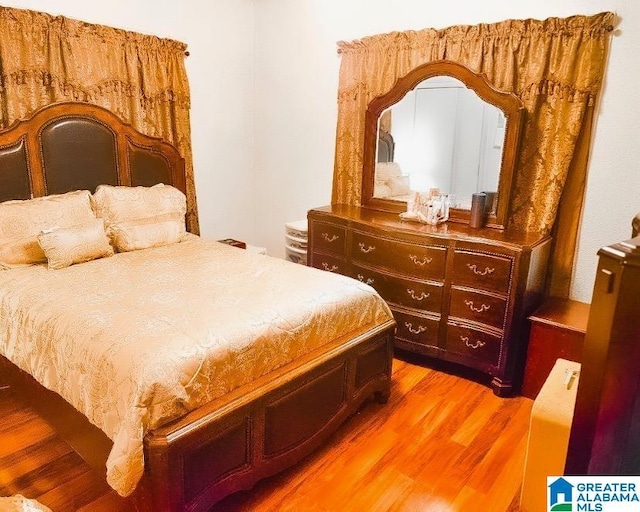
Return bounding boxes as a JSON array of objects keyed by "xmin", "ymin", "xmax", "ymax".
[{"xmin": 0, "ymin": 237, "xmax": 392, "ymax": 496}]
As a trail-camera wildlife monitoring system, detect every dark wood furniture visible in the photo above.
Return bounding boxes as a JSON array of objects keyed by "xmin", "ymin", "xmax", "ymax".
[
  {"xmin": 0, "ymin": 102, "xmax": 186, "ymax": 204},
  {"xmin": 521, "ymin": 297, "xmax": 589, "ymax": 399},
  {"xmin": 565, "ymin": 234, "xmax": 640, "ymax": 475},
  {"xmin": 362, "ymin": 60, "xmax": 524, "ymax": 230},
  {"xmin": 217, "ymin": 238, "xmax": 247, "ymax": 249},
  {"xmin": 308, "ymin": 204, "xmax": 550, "ymax": 396},
  {"xmin": 0, "ymin": 102, "xmax": 395, "ymax": 511}
]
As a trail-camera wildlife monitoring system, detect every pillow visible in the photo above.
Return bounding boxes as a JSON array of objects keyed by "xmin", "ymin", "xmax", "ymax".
[
  {"xmin": 37, "ymin": 219, "xmax": 114, "ymax": 270},
  {"xmin": 388, "ymin": 175, "xmax": 411, "ymax": 197},
  {"xmin": 375, "ymin": 162, "xmax": 403, "ymax": 181},
  {"xmin": 374, "ymin": 182, "xmax": 392, "ymax": 198},
  {"xmin": 0, "ymin": 237, "xmax": 46, "ymax": 270},
  {"xmin": 108, "ymin": 215, "xmax": 187, "ymax": 253},
  {"xmin": 92, "ymin": 184, "xmax": 187, "ymax": 227},
  {"xmin": 0, "ymin": 190, "xmax": 96, "ymax": 269}
]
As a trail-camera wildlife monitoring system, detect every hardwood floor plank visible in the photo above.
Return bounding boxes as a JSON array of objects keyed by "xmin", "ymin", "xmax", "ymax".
[
  {"xmin": 0, "ymin": 451, "xmax": 89, "ymax": 500},
  {"xmin": 77, "ymin": 491, "xmax": 135, "ymax": 512},
  {"xmin": 0, "ymin": 416, "xmax": 57, "ymax": 458},
  {"xmin": 351, "ymin": 466, "xmax": 415, "ymax": 512},
  {"xmin": 0, "ymin": 438, "xmax": 72, "ymax": 489},
  {"xmin": 466, "ymin": 399, "xmax": 532, "ymax": 493},
  {"xmin": 1, "ymin": 359, "xmax": 533, "ymax": 511},
  {"xmin": 36, "ymin": 468, "xmax": 115, "ymax": 512},
  {"xmin": 483, "ymin": 434, "xmax": 530, "ymax": 511},
  {"xmin": 451, "ymin": 391, "xmax": 504, "ymax": 446}
]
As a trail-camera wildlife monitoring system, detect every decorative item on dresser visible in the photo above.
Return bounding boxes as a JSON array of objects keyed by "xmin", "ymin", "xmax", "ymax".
[{"xmin": 308, "ymin": 205, "xmax": 550, "ymax": 396}]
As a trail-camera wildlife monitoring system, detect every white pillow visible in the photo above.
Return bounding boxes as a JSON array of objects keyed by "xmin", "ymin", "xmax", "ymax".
[{"xmin": 375, "ymin": 162, "xmax": 403, "ymax": 180}]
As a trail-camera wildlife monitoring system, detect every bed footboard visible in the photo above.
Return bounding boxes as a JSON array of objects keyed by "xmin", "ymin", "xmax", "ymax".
[
  {"xmin": 135, "ymin": 321, "xmax": 394, "ymax": 511},
  {"xmin": 0, "ymin": 321, "xmax": 394, "ymax": 511}
]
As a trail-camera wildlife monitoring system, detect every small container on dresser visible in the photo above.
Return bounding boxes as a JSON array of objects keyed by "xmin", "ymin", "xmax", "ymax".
[
  {"xmin": 285, "ymin": 219, "xmax": 308, "ymax": 265},
  {"xmin": 308, "ymin": 204, "xmax": 551, "ymax": 396}
]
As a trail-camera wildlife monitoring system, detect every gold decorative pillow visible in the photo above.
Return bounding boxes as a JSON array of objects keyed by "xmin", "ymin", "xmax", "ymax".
[
  {"xmin": 92, "ymin": 184, "xmax": 187, "ymax": 227},
  {"xmin": 0, "ymin": 190, "xmax": 96, "ymax": 268},
  {"xmin": 0, "ymin": 237, "xmax": 46, "ymax": 269},
  {"xmin": 37, "ymin": 219, "xmax": 114, "ymax": 270},
  {"xmin": 109, "ymin": 216, "xmax": 187, "ymax": 253}
]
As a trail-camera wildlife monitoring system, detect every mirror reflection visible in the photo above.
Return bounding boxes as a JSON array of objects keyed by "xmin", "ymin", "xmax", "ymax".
[{"xmin": 374, "ymin": 76, "xmax": 505, "ymax": 212}]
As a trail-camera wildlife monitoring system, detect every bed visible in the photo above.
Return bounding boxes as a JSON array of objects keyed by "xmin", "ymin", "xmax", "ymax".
[{"xmin": 0, "ymin": 102, "xmax": 396, "ymax": 511}]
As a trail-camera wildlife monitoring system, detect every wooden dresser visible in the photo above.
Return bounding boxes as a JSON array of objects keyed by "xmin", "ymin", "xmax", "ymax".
[{"xmin": 308, "ymin": 204, "xmax": 551, "ymax": 396}]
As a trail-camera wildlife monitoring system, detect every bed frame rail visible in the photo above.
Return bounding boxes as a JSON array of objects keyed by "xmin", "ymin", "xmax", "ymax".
[{"xmin": 1, "ymin": 321, "xmax": 394, "ymax": 511}]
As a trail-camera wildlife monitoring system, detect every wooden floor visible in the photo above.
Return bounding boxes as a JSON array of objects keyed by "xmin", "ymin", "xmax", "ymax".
[{"xmin": 0, "ymin": 355, "xmax": 533, "ymax": 511}]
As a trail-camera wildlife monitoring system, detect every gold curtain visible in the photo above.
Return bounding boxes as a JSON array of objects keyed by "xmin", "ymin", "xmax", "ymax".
[
  {"xmin": 0, "ymin": 6, "xmax": 199, "ymax": 234},
  {"xmin": 332, "ymin": 12, "xmax": 614, "ymax": 297}
]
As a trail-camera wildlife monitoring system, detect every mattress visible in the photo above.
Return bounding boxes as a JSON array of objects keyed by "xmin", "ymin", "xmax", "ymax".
[{"xmin": 0, "ymin": 237, "xmax": 393, "ymax": 496}]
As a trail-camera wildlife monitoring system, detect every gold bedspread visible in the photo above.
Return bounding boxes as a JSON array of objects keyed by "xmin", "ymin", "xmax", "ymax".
[{"xmin": 0, "ymin": 238, "xmax": 393, "ymax": 496}]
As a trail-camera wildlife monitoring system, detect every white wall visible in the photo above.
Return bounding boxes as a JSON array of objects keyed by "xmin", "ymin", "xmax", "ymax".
[
  {"xmin": 254, "ymin": 0, "xmax": 640, "ymax": 303},
  {"xmin": 1, "ymin": 0, "xmax": 256, "ymax": 243},
  {"xmin": 2, "ymin": 0, "xmax": 638, "ymax": 303}
]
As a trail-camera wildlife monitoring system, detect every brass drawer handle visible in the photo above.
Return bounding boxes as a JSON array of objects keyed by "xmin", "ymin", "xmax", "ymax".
[
  {"xmin": 321, "ymin": 262, "xmax": 338, "ymax": 272},
  {"xmin": 461, "ymin": 335, "xmax": 486, "ymax": 349},
  {"xmin": 409, "ymin": 254, "xmax": 433, "ymax": 266},
  {"xmin": 358, "ymin": 242, "xmax": 376, "ymax": 253},
  {"xmin": 466, "ymin": 263, "xmax": 495, "ymax": 276},
  {"xmin": 357, "ymin": 274, "xmax": 375, "ymax": 285},
  {"xmin": 464, "ymin": 299, "xmax": 490, "ymax": 313},
  {"xmin": 405, "ymin": 322, "xmax": 427, "ymax": 335},
  {"xmin": 407, "ymin": 289, "xmax": 430, "ymax": 301},
  {"xmin": 322, "ymin": 233, "xmax": 339, "ymax": 242}
]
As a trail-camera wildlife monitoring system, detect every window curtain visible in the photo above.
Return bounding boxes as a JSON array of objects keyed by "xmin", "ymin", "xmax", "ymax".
[
  {"xmin": 0, "ymin": 6, "xmax": 199, "ymax": 234},
  {"xmin": 332, "ymin": 12, "xmax": 614, "ymax": 297}
]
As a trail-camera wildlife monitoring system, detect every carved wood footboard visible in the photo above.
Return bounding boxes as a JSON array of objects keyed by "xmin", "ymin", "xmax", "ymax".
[
  {"xmin": 138, "ymin": 322, "xmax": 394, "ymax": 511},
  {"xmin": 1, "ymin": 321, "xmax": 394, "ymax": 511}
]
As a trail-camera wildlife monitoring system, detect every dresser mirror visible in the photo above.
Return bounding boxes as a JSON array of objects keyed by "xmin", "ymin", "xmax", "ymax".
[{"xmin": 362, "ymin": 60, "xmax": 524, "ymax": 230}]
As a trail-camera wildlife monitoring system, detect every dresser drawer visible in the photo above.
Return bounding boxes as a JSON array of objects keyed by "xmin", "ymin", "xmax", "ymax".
[
  {"xmin": 449, "ymin": 287, "xmax": 507, "ymax": 330},
  {"xmin": 351, "ymin": 231, "xmax": 446, "ymax": 279},
  {"xmin": 353, "ymin": 264, "xmax": 443, "ymax": 312},
  {"xmin": 446, "ymin": 323, "xmax": 502, "ymax": 367},
  {"xmin": 451, "ymin": 250, "xmax": 512, "ymax": 293},
  {"xmin": 393, "ymin": 309, "xmax": 440, "ymax": 347},
  {"xmin": 310, "ymin": 222, "xmax": 347, "ymax": 256},
  {"xmin": 309, "ymin": 253, "xmax": 347, "ymax": 274}
]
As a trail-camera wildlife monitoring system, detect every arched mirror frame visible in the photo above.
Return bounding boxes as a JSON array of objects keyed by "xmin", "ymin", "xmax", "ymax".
[{"xmin": 362, "ymin": 60, "xmax": 525, "ymax": 230}]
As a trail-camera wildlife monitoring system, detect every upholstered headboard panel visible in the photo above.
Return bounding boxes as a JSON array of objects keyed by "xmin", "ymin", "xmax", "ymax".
[{"xmin": 0, "ymin": 102, "xmax": 185, "ymax": 203}]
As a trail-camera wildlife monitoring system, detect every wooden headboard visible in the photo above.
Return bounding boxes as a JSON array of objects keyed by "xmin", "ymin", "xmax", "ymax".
[{"xmin": 0, "ymin": 102, "xmax": 186, "ymax": 203}]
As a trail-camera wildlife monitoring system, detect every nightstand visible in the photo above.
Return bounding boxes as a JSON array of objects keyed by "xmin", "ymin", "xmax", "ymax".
[
  {"xmin": 217, "ymin": 238, "xmax": 247, "ymax": 249},
  {"xmin": 217, "ymin": 238, "xmax": 267, "ymax": 255},
  {"xmin": 522, "ymin": 297, "xmax": 589, "ymax": 399}
]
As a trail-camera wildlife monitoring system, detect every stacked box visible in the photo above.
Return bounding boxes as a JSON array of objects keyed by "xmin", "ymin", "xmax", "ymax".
[{"xmin": 285, "ymin": 219, "xmax": 308, "ymax": 265}]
